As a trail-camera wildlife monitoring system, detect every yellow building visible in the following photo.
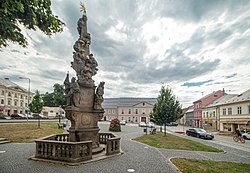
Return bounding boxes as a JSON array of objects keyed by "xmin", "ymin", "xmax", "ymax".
[
  {"xmin": 0, "ymin": 78, "xmax": 33, "ymax": 116},
  {"xmin": 218, "ymin": 89, "xmax": 250, "ymax": 132},
  {"xmin": 202, "ymin": 94, "xmax": 236, "ymax": 130}
]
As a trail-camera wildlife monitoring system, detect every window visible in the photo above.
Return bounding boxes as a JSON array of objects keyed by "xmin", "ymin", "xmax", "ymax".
[
  {"xmin": 135, "ymin": 109, "xmax": 138, "ymax": 114},
  {"xmin": 8, "ymin": 99, "xmax": 11, "ymax": 105},
  {"xmin": 213, "ymin": 111, "xmax": 215, "ymax": 117},
  {"xmin": 1, "ymin": 99, "xmax": 4, "ymax": 104},
  {"xmin": 112, "ymin": 110, "xmax": 115, "ymax": 114},
  {"xmin": 222, "ymin": 108, "xmax": 226, "ymax": 115},
  {"xmin": 203, "ymin": 112, "xmax": 205, "ymax": 118},
  {"xmin": 121, "ymin": 109, "xmax": 124, "ymax": 114},
  {"xmin": 20, "ymin": 95, "xmax": 23, "ymax": 99},
  {"xmin": 1, "ymin": 90, "xmax": 4, "ymax": 95},
  {"xmin": 14, "ymin": 93, "xmax": 17, "ymax": 98},
  {"xmin": 237, "ymin": 107, "xmax": 242, "ymax": 114},
  {"xmin": 142, "ymin": 102, "xmax": 145, "ymax": 106},
  {"xmin": 206, "ymin": 112, "xmax": 208, "ymax": 117},
  {"xmin": 108, "ymin": 110, "xmax": 111, "ymax": 114},
  {"xmin": 129, "ymin": 109, "xmax": 131, "ymax": 114},
  {"xmin": 228, "ymin": 108, "xmax": 232, "ymax": 115},
  {"xmin": 14, "ymin": 101, "xmax": 17, "ymax": 106},
  {"xmin": 8, "ymin": 92, "xmax": 11, "ymax": 96},
  {"xmin": 249, "ymin": 106, "xmax": 250, "ymax": 114},
  {"xmin": 20, "ymin": 101, "xmax": 23, "ymax": 106}
]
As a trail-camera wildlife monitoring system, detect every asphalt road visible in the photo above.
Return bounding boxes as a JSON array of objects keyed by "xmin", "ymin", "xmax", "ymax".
[{"xmin": 0, "ymin": 122, "xmax": 249, "ymax": 173}]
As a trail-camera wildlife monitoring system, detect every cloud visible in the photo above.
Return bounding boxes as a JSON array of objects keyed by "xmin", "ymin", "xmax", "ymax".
[{"xmin": 0, "ymin": 0, "xmax": 250, "ymax": 108}]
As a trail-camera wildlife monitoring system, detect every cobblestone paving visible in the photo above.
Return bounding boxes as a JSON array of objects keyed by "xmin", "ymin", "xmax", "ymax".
[{"xmin": 0, "ymin": 123, "xmax": 249, "ymax": 173}]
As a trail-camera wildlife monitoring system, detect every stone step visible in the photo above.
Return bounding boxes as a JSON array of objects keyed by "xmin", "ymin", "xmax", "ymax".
[
  {"xmin": 0, "ymin": 138, "xmax": 10, "ymax": 144},
  {"xmin": 0, "ymin": 140, "xmax": 10, "ymax": 145}
]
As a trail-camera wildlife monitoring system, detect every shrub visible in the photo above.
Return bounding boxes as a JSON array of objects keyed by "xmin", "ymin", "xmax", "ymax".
[{"xmin": 109, "ymin": 118, "xmax": 121, "ymax": 132}]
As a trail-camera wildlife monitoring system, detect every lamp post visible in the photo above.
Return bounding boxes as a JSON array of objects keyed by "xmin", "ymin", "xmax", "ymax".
[{"xmin": 19, "ymin": 77, "xmax": 30, "ymax": 122}]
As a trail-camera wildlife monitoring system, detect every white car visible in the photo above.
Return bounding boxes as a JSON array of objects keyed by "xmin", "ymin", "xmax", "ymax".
[
  {"xmin": 242, "ymin": 132, "xmax": 250, "ymax": 140},
  {"xmin": 147, "ymin": 122, "xmax": 155, "ymax": 128},
  {"xmin": 120, "ymin": 120, "xmax": 126, "ymax": 125}
]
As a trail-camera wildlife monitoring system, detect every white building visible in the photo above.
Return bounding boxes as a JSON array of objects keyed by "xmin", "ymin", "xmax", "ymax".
[
  {"xmin": 0, "ymin": 78, "xmax": 33, "ymax": 116},
  {"xmin": 103, "ymin": 98, "xmax": 157, "ymax": 123},
  {"xmin": 42, "ymin": 106, "xmax": 65, "ymax": 118}
]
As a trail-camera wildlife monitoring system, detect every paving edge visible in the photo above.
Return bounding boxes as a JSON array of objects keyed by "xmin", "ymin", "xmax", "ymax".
[{"xmin": 29, "ymin": 150, "xmax": 124, "ymax": 166}]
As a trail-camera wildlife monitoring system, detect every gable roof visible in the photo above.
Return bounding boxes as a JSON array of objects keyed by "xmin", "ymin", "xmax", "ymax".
[
  {"xmin": 193, "ymin": 90, "xmax": 224, "ymax": 103},
  {"xmin": 206, "ymin": 94, "xmax": 238, "ymax": 108},
  {"xmin": 103, "ymin": 98, "xmax": 157, "ymax": 108},
  {"xmin": 222, "ymin": 89, "xmax": 250, "ymax": 105},
  {"xmin": 0, "ymin": 78, "xmax": 27, "ymax": 92}
]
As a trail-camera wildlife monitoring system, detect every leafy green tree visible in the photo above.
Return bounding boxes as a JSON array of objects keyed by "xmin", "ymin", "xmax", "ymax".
[
  {"xmin": 41, "ymin": 92, "xmax": 54, "ymax": 107},
  {"xmin": 53, "ymin": 83, "xmax": 66, "ymax": 107},
  {"xmin": 0, "ymin": 0, "xmax": 64, "ymax": 47},
  {"xmin": 42, "ymin": 83, "xmax": 66, "ymax": 107},
  {"xmin": 29, "ymin": 90, "xmax": 43, "ymax": 128},
  {"xmin": 150, "ymin": 86, "xmax": 183, "ymax": 136}
]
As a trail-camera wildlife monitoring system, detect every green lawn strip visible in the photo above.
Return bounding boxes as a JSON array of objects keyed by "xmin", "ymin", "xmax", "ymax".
[
  {"xmin": 171, "ymin": 158, "xmax": 250, "ymax": 173},
  {"xmin": 0, "ymin": 122, "xmax": 64, "ymax": 143},
  {"xmin": 134, "ymin": 132, "xmax": 223, "ymax": 152}
]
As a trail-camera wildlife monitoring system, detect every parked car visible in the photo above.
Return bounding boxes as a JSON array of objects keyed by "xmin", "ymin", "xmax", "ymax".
[
  {"xmin": 147, "ymin": 122, "xmax": 155, "ymax": 128},
  {"xmin": 32, "ymin": 114, "xmax": 45, "ymax": 119},
  {"xmin": 10, "ymin": 113, "xmax": 26, "ymax": 119},
  {"xmin": 242, "ymin": 132, "xmax": 250, "ymax": 140},
  {"xmin": 186, "ymin": 128, "xmax": 214, "ymax": 140},
  {"xmin": 166, "ymin": 122, "xmax": 178, "ymax": 126},
  {"xmin": 138, "ymin": 122, "xmax": 147, "ymax": 127},
  {"xmin": 120, "ymin": 120, "xmax": 126, "ymax": 125}
]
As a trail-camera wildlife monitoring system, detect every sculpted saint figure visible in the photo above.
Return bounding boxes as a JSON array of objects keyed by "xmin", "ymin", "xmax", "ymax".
[
  {"xmin": 94, "ymin": 82, "xmax": 105, "ymax": 110},
  {"xmin": 67, "ymin": 77, "xmax": 80, "ymax": 107}
]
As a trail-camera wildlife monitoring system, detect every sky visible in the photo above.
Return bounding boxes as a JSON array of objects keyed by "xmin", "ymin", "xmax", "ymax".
[{"xmin": 0, "ymin": 0, "xmax": 250, "ymax": 107}]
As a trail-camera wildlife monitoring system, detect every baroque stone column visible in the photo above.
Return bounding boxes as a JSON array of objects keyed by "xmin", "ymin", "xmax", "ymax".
[{"xmin": 64, "ymin": 10, "xmax": 104, "ymax": 150}]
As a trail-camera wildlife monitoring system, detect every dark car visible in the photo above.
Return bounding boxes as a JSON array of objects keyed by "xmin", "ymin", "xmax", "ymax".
[
  {"xmin": 166, "ymin": 122, "xmax": 178, "ymax": 126},
  {"xmin": 186, "ymin": 128, "xmax": 214, "ymax": 140},
  {"xmin": 10, "ymin": 113, "xmax": 24, "ymax": 119}
]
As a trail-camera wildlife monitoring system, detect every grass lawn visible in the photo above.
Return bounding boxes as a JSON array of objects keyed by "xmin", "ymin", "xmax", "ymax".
[
  {"xmin": 134, "ymin": 132, "xmax": 223, "ymax": 152},
  {"xmin": 0, "ymin": 122, "xmax": 64, "ymax": 143},
  {"xmin": 171, "ymin": 158, "xmax": 250, "ymax": 173}
]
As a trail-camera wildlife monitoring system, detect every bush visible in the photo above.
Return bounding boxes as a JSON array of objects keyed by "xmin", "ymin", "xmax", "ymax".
[{"xmin": 109, "ymin": 118, "xmax": 121, "ymax": 132}]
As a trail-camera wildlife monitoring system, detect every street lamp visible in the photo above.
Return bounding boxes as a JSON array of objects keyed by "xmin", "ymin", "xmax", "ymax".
[{"xmin": 19, "ymin": 77, "xmax": 30, "ymax": 122}]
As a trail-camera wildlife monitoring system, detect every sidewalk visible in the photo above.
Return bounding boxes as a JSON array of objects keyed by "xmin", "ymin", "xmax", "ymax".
[{"xmin": 0, "ymin": 123, "xmax": 250, "ymax": 173}]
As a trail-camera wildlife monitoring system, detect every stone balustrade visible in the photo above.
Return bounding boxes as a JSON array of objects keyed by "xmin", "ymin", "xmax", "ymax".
[
  {"xmin": 99, "ymin": 132, "xmax": 121, "ymax": 155},
  {"xmin": 35, "ymin": 135, "xmax": 92, "ymax": 163},
  {"xmin": 34, "ymin": 132, "xmax": 120, "ymax": 163}
]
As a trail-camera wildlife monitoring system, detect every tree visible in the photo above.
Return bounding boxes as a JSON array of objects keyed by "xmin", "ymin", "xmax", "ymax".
[
  {"xmin": 29, "ymin": 90, "xmax": 43, "ymax": 128},
  {"xmin": 150, "ymin": 86, "xmax": 183, "ymax": 136},
  {"xmin": 42, "ymin": 83, "xmax": 66, "ymax": 107},
  {"xmin": 0, "ymin": 0, "xmax": 64, "ymax": 47}
]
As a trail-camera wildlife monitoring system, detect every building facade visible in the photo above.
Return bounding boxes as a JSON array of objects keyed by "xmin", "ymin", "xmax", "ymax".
[
  {"xmin": 103, "ymin": 98, "xmax": 157, "ymax": 123},
  {"xmin": 193, "ymin": 89, "xmax": 225, "ymax": 127},
  {"xmin": 42, "ymin": 106, "xmax": 65, "ymax": 118},
  {"xmin": 218, "ymin": 89, "xmax": 250, "ymax": 132},
  {"xmin": 0, "ymin": 78, "xmax": 33, "ymax": 116},
  {"xmin": 202, "ymin": 94, "xmax": 237, "ymax": 130}
]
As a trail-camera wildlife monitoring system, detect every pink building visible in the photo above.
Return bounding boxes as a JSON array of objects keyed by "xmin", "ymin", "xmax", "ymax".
[{"xmin": 193, "ymin": 89, "xmax": 225, "ymax": 127}]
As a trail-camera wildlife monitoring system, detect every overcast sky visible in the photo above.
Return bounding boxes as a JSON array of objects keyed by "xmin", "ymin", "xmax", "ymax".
[{"xmin": 0, "ymin": 0, "xmax": 250, "ymax": 107}]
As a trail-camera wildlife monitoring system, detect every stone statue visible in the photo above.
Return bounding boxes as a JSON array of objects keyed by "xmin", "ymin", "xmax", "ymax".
[
  {"xmin": 77, "ymin": 16, "xmax": 87, "ymax": 39},
  {"xmin": 94, "ymin": 82, "xmax": 105, "ymax": 110},
  {"xmin": 66, "ymin": 77, "xmax": 80, "ymax": 107}
]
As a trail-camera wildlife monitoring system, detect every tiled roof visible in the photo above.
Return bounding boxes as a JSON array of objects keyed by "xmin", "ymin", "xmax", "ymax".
[
  {"xmin": 0, "ymin": 78, "xmax": 27, "ymax": 92},
  {"xmin": 222, "ymin": 89, "xmax": 250, "ymax": 104},
  {"xmin": 193, "ymin": 90, "xmax": 224, "ymax": 103},
  {"xmin": 103, "ymin": 98, "xmax": 157, "ymax": 108},
  {"xmin": 206, "ymin": 94, "xmax": 238, "ymax": 107}
]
